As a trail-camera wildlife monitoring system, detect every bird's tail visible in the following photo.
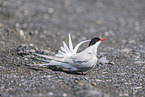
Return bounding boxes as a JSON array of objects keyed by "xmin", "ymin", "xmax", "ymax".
[
  {"xmin": 33, "ymin": 53, "xmax": 64, "ymax": 61},
  {"xmin": 27, "ymin": 53, "xmax": 65, "ymax": 67}
]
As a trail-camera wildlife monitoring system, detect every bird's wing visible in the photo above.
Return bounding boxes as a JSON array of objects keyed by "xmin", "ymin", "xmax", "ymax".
[
  {"xmin": 65, "ymin": 45, "xmax": 96, "ymax": 69},
  {"xmin": 73, "ymin": 39, "xmax": 90, "ymax": 54},
  {"xmin": 62, "ymin": 51, "xmax": 89, "ymax": 65},
  {"xmin": 67, "ymin": 55, "xmax": 92, "ymax": 69},
  {"xmin": 55, "ymin": 33, "xmax": 90, "ymax": 57}
]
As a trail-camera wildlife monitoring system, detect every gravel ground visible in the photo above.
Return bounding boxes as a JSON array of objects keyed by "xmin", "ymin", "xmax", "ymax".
[{"xmin": 0, "ymin": 0, "xmax": 145, "ymax": 97}]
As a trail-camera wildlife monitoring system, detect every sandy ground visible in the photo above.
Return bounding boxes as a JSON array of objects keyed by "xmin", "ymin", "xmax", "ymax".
[{"xmin": 0, "ymin": 0, "xmax": 145, "ymax": 96}]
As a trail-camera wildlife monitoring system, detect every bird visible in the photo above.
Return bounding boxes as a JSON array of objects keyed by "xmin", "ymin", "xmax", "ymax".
[{"xmin": 29, "ymin": 33, "xmax": 105, "ymax": 74}]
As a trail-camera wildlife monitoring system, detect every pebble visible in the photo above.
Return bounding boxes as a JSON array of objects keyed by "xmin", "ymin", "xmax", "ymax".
[
  {"xmin": 99, "ymin": 57, "xmax": 109, "ymax": 64},
  {"xmin": 48, "ymin": 8, "xmax": 54, "ymax": 13},
  {"xmin": 96, "ymin": 20, "xmax": 102, "ymax": 25},
  {"xmin": 35, "ymin": 30, "xmax": 39, "ymax": 34},
  {"xmin": 113, "ymin": 84, "xmax": 120, "ymax": 87},
  {"xmin": 121, "ymin": 48, "xmax": 131, "ymax": 53},
  {"xmin": 63, "ymin": 93, "xmax": 67, "ymax": 97},
  {"xmin": 129, "ymin": 39, "xmax": 135, "ymax": 44},
  {"xmin": 134, "ymin": 86, "xmax": 142, "ymax": 89},
  {"xmin": 91, "ymin": 82, "xmax": 97, "ymax": 86},
  {"xmin": 95, "ymin": 79, "xmax": 103, "ymax": 82},
  {"xmin": 0, "ymin": 66, "xmax": 7, "ymax": 69},
  {"xmin": 119, "ymin": 93, "xmax": 129, "ymax": 96},
  {"xmin": 40, "ymin": 33, "xmax": 45, "ymax": 38},
  {"xmin": 24, "ymin": 58, "xmax": 28, "ymax": 61},
  {"xmin": 43, "ymin": 14, "xmax": 49, "ymax": 19},
  {"xmin": 88, "ymin": 89, "xmax": 103, "ymax": 96},
  {"xmin": 29, "ymin": 44, "xmax": 34, "ymax": 47},
  {"xmin": 29, "ymin": 31, "xmax": 34, "ymax": 35},
  {"xmin": 22, "ymin": 23, "xmax": 27, "ymax": 28},
  {"xmin": 134, "ymin": 61, "xmax": 144, "ymax": 64},
  {"xmin": 15, "ymin": 23, "xmax": 20, "ymax": 28},
  {"xmin": 122, "ymin": 39, "xmax": 127, "ymax": 44},
  {"xmin": 19, "ymin": 30, "xmax": 24, "ymax": 36},
  {"xmin": 105, "ymin": 32, "xmax": 109, "ymax": 36},
  {"xmin": 123, "ymin": 93, "xmax": 129, "ymax": 96},
  {"xmin": 38, "ymin": 93, "xmax": 43, "ymax": 96},
  {"xmin": 48, "ymin": 92, "xmax": 53, "ymax": 95},
  {"xmin": 44, "ymin": 75, "xmax": 52, "ymax": 78},
  {"xmin": 2, "ymin": 1, "xmax": 8, "ymax": 6},
  {"xmin": 109, "ymin": 30, "xmax": 116, "ymax": 36}
]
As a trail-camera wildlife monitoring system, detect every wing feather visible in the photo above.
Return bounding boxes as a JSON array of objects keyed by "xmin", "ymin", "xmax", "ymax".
[
  {"xmin": 73, "ymin": 40, "xmax": 90, "ymax": 53},
  {"xmin": 63, "ymin": 41, "xmax": 70, "ymax": 54},
  {"xmin": 69, "ymin": 33, "xmax": 73, "ymax": 52},
  {"xmin": 55, "ymin": 33, "xmax": 90, "ymax": 58}
]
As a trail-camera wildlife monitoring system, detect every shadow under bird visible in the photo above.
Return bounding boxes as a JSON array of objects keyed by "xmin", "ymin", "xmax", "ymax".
[{"xmin": 29, "ymin": 34, "xmax": 105, "ymax": 74}]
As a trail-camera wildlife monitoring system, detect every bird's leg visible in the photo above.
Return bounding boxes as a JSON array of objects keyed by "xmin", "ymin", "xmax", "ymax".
[{"xmin": 81, "ymin": 72, "xmax": 84, "ymax": 75}]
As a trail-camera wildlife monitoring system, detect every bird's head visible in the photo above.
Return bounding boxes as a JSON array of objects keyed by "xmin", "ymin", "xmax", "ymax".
[{"xmin": 88, "ymin": 37, "xmax": 105, "ymax": 47}]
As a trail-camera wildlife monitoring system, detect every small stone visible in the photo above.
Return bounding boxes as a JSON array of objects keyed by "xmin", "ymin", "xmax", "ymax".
[
  {"xmin": 29, "ymin": 31, "xmax": 34, "ymax": 35},
  {"xmin": 88, "ymin": 89, "xmax": 103, "ymax": 96},
  {"xmin": 91, "ymin": 82, "xmax": 96, "ymax": 86},
  {"xmin": 15, "ymin": 23, "xmax": 20, "ymax": 27},
  {"xmin": 129, "ymin": 39, "xmax": 135, "ymax": 44},
  {"xmin": 121, "ymin": 48, "xmax": 131, "ymax": 53},
  {"xmin": 122, "ymin": 40, "xmax": 127, "ymax": 44},
  {"xmin": 63, "ymin": 93, "xmax": 67, "ymax": 97},
  {"xmin": 40, "ymin": 34, "xmax": 45, "ymax": 38},
  {"xmin": 0, "ymin": 23, "xmax": 3, "ymax": 27},
  {"xmin": 95, "ymin": 79, "xmax": 102, "ymax": 82},
  {"xmin": 44, "ymin": 75, "xmax": 52, "ymax": 78},
  {"xmin": 114, "ymin": 84, "xmax": 120, "ymax": 87},
  {"xmin": 112, "ymin": 40, "xmax": 116, "ymax": 43},
  {"xmin": 99, "ymin": 57, "xmax": 109, "ymax": 64},
  {"xmin": 1, "ymin": 86, "xmax": 5, "ymax": 88},
  {"xmin": 123, "ymin": 93, "xmax": 129, "ymax": 96},
  {"xmin": 135, "ymin": 21, "xmax": 139, "ymax": 26},
  {"xmin": 29, "ymin": 43, "xmax": 34, "ymax": 47},
  {"xmin": 2, "ymin": 1, "xmax": 8, "ymax": 6},
  {"xmin": 35, "ymin": 30, "xmax": 39, "ymax": 34},
  {"xmin": 105, "ymin": 32, "xmax": 109, "ymax": 36},
  {"xmin": 22, "ymin": 23, "xmax": 27, "ymax": 28},
  {"xmin": 24, "ymin": 58, "xmax": 28, "ymax": 61},
  {"xmin": 43, "ymin": 14, "xmax": 49, "ymax": 19},
  {"xmin": 109, "ymin": 30, "xmax": 115, "ymax": 36},
  {"xmin": 19, "ymin": 30, "xmax": 24, "ymax": 36},
  {"xmin": 48, "ymin": 8, "xmax": 54, "ymax": 13},
  {"xmin": 96, "ymin": 20, "xmax": 102, "ymax": 25},
  {"xmin": 48, "ymin": 92, "xmax": 53, "ymax": 95},
  {"xmin": 134, "ymin": 86, "xmax": 142, "ymax": 89},
  {"xmin": 134, "ymin": 61, "xmax": 144, "ymax": 64},
  {"xmin": 38, "ymin": 93, "xmax": 43, "ymax": 96}
]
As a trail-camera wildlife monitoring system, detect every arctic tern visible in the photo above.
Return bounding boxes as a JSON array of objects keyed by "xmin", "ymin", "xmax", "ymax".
[{"xmin": 29, "ymin": 33, "xmax": 105, "ymax": 74}]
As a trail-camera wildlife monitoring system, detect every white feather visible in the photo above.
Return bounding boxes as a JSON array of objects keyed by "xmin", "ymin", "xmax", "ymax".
[
  {"xmin": 69, "ymin": 33, "xmax": 73, "ymax": 52},
  {"xmin": 73, "ymin": 40, "xmax": 90, "ymax": 54},
  {"xmin": 63, "ymin": 41, "xmax": 70, "ymax": 54},
  {"xmin": 55, "ymin": 33, "xmax": 90, "ymax": 57},
  {"xmin": 58, "ymin": 50, "xmax": 65, "ymax": 55},
  {"xmin": 60, "ymin": 46, "xmax": 66, "ymax": 52},
  {"xmin": 34, "ymin": 53, "xmax": 64, "ymax": 61}
]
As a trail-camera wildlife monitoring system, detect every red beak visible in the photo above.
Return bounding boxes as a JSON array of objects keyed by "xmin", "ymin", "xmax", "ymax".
[{"xmin": 100, "ymin": 38, "xmax": 106, "ymax": 41}]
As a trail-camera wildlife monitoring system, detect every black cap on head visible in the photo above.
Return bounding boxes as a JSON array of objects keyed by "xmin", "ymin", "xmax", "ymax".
[{"xmin": 88, "ymin": 37, "xmax": 100, "ymax": 47}]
